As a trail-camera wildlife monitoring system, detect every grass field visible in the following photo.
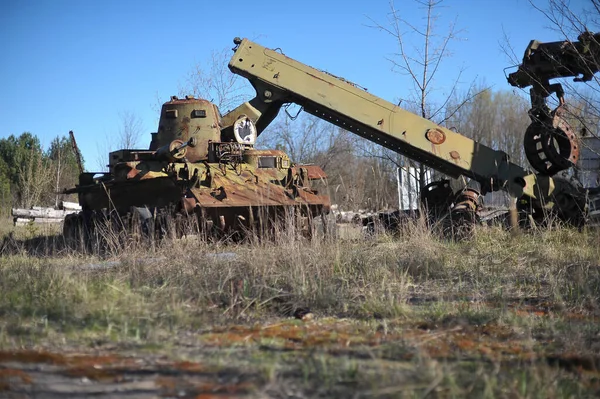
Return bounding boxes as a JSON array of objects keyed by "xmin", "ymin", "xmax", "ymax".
[{"xmin": 0, "ymin": 218, "xmax": 599, "ymax": 398}]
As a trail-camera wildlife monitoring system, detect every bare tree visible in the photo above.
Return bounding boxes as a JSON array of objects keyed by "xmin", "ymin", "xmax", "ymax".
[
  {"xmin": 257, "ymin": 112, "xmax": 398, "ymax": 210},
  {"xmin": 17, "ymin": 149, "xmax": 52, "ymax": 209},
  {"xmin": 96, "ymin": 110, "xmax": 145, "ymax": 171},
  {"xmin": 179, "ymin": 47, "xmax": 252, "ymax": 113},
  {"xmin": 117, "ymin": 110, "xmax": 144, "ymax": 149},
  {"xmin": 530, "ymin": 0, "xmax": 599, "ymax": 39},
  {"xmin": 258, "ymin": 114, "xmax": 356, "ymax": 165},
  {"xmin": 446, "ymin": 83, "xmax": 531, "ymax": 167},
  {"xmin": 258, "ymin": 114, "xmax": 323, "ymax": 164},
  {"xmin": 46, "ymin": 135, "xmax": 83, "ymax": 205},
  {"xmin": 369, "ymin": 0, "xmax": 479, "ymax": 192}
]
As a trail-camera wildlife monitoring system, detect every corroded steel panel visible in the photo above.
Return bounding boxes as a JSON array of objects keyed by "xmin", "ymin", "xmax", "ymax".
[{"xmin": 156, "ymin": 97, "xmax": 221, "ymax": 162}]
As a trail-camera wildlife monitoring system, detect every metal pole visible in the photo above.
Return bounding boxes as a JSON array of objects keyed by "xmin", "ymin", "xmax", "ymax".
[
  {"xmin": 396, "ymin": 167, "xmax": 403, "ymax": 210},
  {"xmin": 69, "ymin": 130, "xmax": 84, "ymax": 175},
  {"xmin": 407, "ymin": 167, "xmax": 413, "ymax": 211}
]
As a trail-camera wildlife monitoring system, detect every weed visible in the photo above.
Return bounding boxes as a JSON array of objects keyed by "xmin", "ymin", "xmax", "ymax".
[{"xmin": 0, "ymin": 218, "xmax": 599, "ymax": 397}]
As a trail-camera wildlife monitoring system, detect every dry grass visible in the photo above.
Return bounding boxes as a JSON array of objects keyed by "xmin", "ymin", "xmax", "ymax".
[{"xmin": 1, "ymin": 218, "xmax": 599, "ymax": 397}]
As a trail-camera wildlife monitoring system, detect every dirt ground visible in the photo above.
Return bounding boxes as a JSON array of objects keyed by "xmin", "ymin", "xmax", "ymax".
[
  {"xmin": 1, "ymin": 224, "xmax": 599, "ymax": 398},
  {"xmin": 2, "ymin": 298, "xmax": 599, "ymax": 398}
]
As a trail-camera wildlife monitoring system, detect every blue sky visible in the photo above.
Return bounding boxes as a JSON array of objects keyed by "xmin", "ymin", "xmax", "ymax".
[{"xmin": 0, "ymin": 0, "xmax": 592, "ymax": 170}]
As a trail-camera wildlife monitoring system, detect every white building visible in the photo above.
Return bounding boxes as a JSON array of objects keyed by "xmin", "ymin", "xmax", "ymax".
[
  {"xmin": 396, "ymin": 167, "xmax": 432, "ymax": 210},
  {"xmin": 577, "ymin": 136, "xmax": 600, "ymax": 188}
]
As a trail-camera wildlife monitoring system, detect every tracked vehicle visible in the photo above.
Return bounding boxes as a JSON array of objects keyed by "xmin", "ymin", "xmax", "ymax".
[
  {"xmin": 64, "ymin": 96, "xmax": 330, "ymax": 240},
  {"xmin": 65, "ymin": 32, "xmax": 600, "ymax": 242}
]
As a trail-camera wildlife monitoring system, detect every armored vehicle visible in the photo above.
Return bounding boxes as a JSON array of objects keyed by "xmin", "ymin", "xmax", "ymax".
[{"xmin": 64, "ymin": 95, "xmax": 330, "ymax": 241}]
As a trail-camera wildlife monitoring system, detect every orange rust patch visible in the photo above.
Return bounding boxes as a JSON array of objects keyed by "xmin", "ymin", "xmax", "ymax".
[
  {"xmin": 0, "ymin": 350, "xmax": 69, "ymax": 365},
  {"xmin": 201, "ymin": 317, "xmax": 590, "ymax": 368},
  {"xmin": 508, "ymin": 302, "xmax": 552, "ymax": 317},
  {"xmin": 173, "ymin": 360, "xmax": 206, "ymax": 373},
  {"xmin": 400, "ymin": 322, "xmax": 544, "ymax": 362},
  {"xmin": 202, "ymin": 322, "xmax": 384, "ymax": 349},
  {"xmin": 62, "ymin": 354, "xmax": 131, "ymax": 381},
  {"xmin": 426, "ymin": 128, "xmax": 446, "ymax": 145},
  {"xmin": 514, "ymin": 309, "xmax": 547, "ymax": 317},
  {"xmin": 67, "ymin": 354, "xmax": 122, "ymax": 367},
  {"xmin": 0, "ymin": 350, "xmax": 133, "ymax": 382},
  {"xmin": 455, "ymin": 338, "xmax": 477, "ymax": 351}
]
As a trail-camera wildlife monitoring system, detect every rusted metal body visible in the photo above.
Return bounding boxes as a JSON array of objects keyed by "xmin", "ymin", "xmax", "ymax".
[
  {"xmin": 64, "ymin": 96, "xmax": 329, "ymax": 239},
  {"xmin": 522, "ymin": 105, "xmax": 580, "ymax": 176}
]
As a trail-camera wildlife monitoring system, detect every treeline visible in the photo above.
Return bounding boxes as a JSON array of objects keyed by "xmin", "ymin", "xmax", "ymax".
[{"xmin": 0, "ymin": 133, "xmax": 82, "ymax": 214}]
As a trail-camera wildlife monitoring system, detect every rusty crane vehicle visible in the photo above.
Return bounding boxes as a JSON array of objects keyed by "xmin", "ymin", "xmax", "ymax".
[{"xmin": 64, "ymin": 32, "xmax": 600, "ymax": 241}]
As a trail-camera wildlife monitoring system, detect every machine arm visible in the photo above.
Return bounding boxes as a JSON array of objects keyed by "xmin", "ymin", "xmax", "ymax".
[
  {"xmin": 223, "ymin": 38, "xmax": 534, "ymax": 197},
  {"xmin": 222, "ymin": 37, "xmax": 587, "ymax": 221},
  {"xmin": 508, "ymin": 32, "xmax": 600, "ymax": 176},
  {"xmin": 508, "ymin": 31, "xmax": 600, "ymax": 91}
]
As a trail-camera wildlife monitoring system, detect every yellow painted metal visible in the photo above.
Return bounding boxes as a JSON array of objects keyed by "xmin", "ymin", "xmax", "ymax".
[{"xmin": 225, "ymin": 38, "xmax": 581, "ymax": 206}]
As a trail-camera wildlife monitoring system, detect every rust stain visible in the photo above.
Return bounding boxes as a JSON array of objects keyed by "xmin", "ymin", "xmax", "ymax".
[
  {"xmin": 290, "ymin": 165, "xmax": 327, "ymax": 180},
  {"xmin": 165, "ymin": 97, "xmax": 214, "ymax": 106},
  {"xmin": 203, "ymin": 321, "xmax": 401, "ymax": 350},
  {"xmin": 306, "ymin": 72, "xmax": 334, "ymax": 87},
  {"xmin": 0, "ymin": 310, "xmax": 597, "ymax": 396},
  {"xmin": 0, "ymin": 350, "xmax": 70, "ymax": 364},
  {"xmin": 173, "ymin": 361, "xmax": 206, "ymax": 372},
  {"xmin": 190, "ymin": 162, "xmax": 330, "ymax": 210},
  {"xmin": 199, "ymin": 318, "xmax": 562, "ymax": 366},
  {"xmin": 426, "ymin": 128, "xmax": 446, "ymax": 145},
  {"xmin": 126, "ymin": 166, "xmax": 140, "ymax": 179},
  {"xmin": 244, "ymin": 149, "xmax": 287, "ymax": 157}
]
